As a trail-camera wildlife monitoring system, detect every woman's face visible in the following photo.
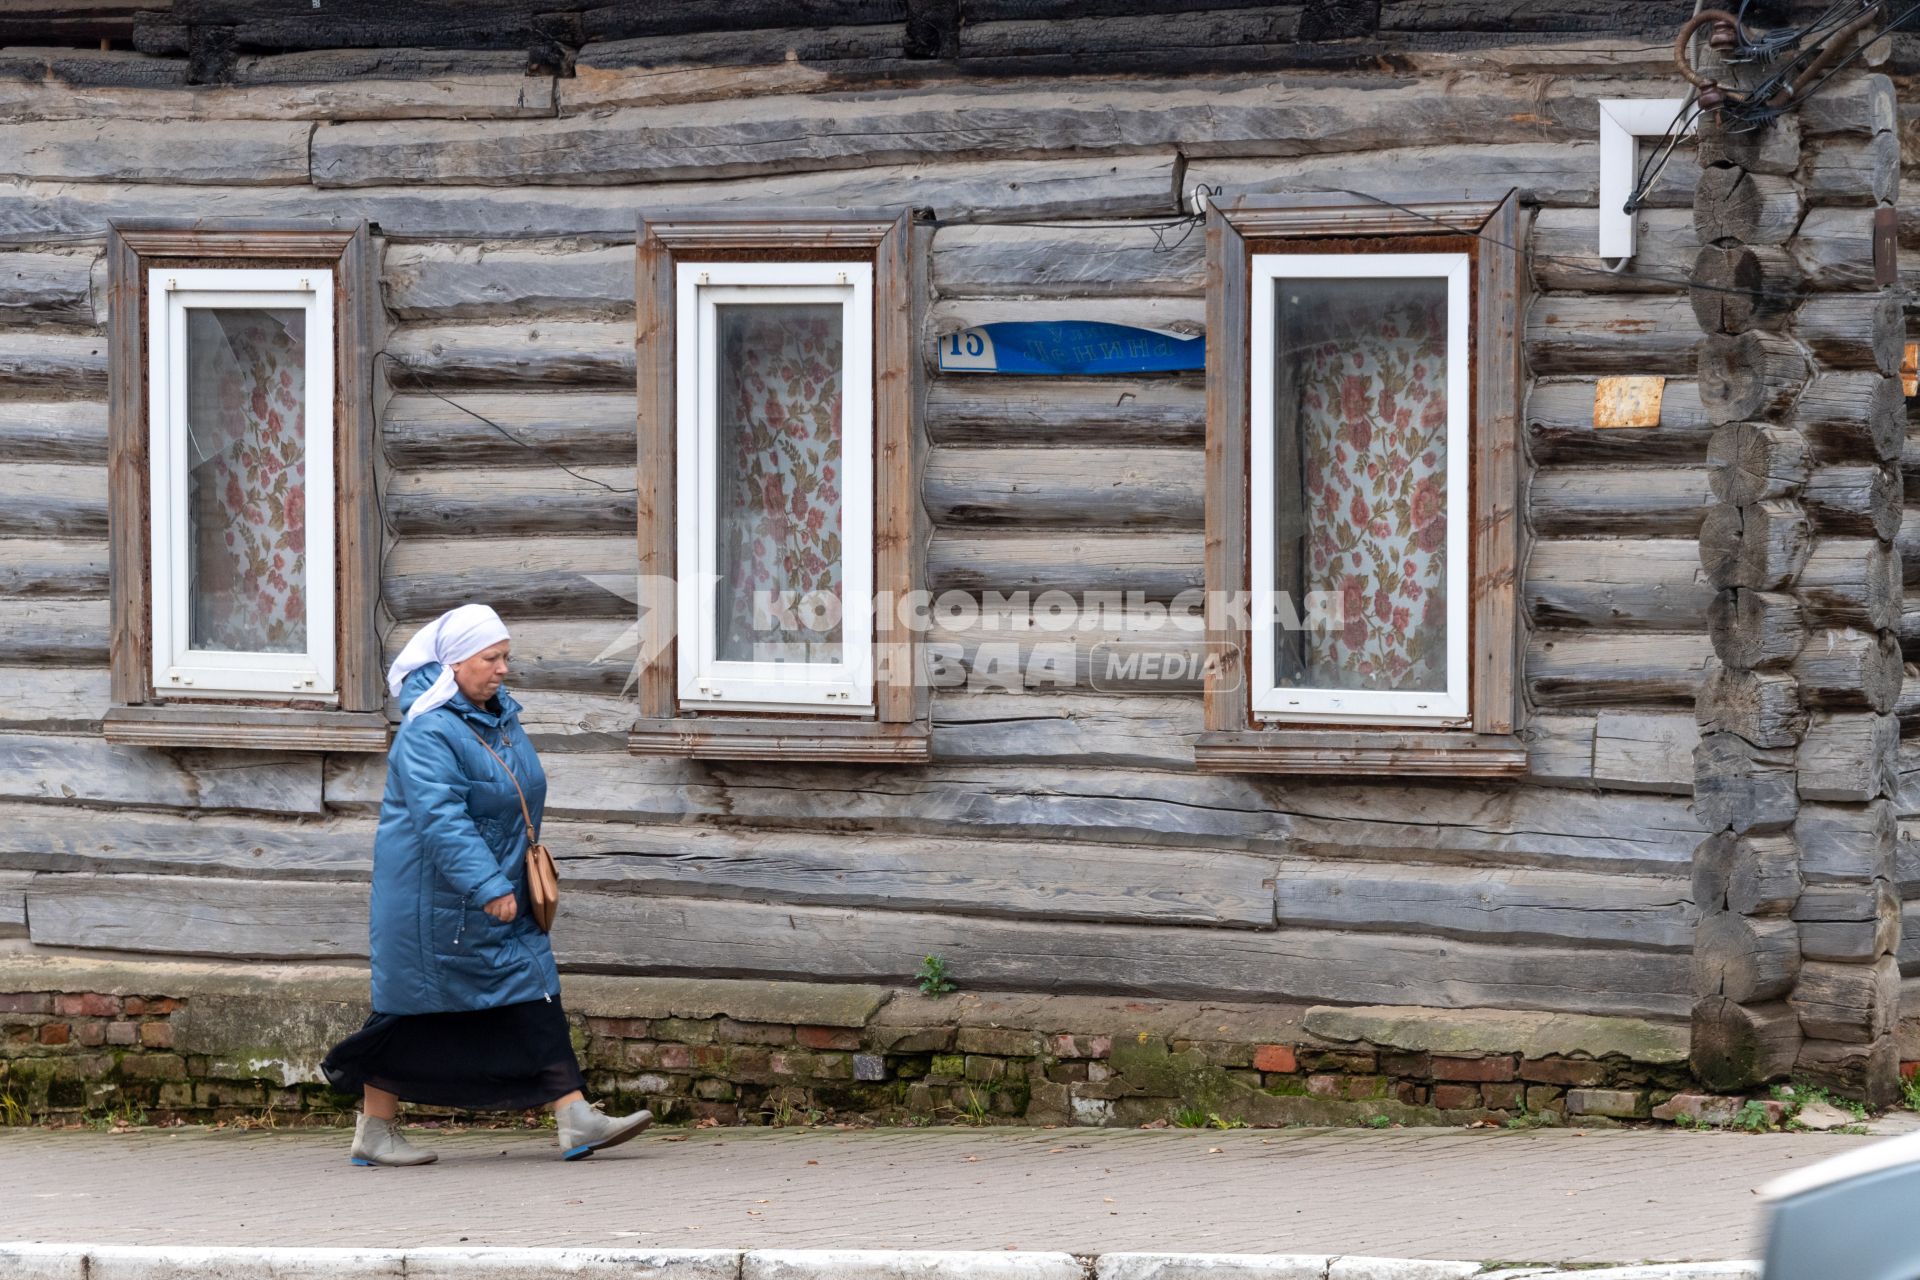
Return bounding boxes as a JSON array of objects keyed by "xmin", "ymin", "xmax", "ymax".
[{"xmin": 451, "ymin": 640, "xmax": 511, "ymax": 704}]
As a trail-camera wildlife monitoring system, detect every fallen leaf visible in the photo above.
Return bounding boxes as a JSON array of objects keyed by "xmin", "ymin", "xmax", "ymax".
[
  {"xmin": 662, "ymin": 1135, "xmax": 690, "ymax": 1143},
  {"xmin": 964, "ymin": 1155, "xmax": 979, "ymax": 1162},
  {"xmin": 1103, "ymin": 1197, "xmax": 1115, "ymax": 1204},
  {"xmin": 805, "ymin": 1159, "xmax": 819, "ymax": 1166},
  {"xmin": 1207, "ymin": 1147, "xmax": 1223, "ymax": 1154},
  {"xmin": 1047, "ymin": 1147, "xmax": 1066, "ymax": 1154}
]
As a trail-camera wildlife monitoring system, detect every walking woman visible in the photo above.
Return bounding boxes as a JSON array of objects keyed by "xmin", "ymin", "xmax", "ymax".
[{"xmin": 322, "ymin": 603, "xmax": 652, "ymax": 1166}]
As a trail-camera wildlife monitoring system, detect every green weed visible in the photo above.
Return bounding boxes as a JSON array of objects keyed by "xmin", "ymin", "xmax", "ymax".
[
  {"xmin": 1206, "ymin": 1112, "xmax": 1247, "ymax": 1130},
  {"xmin": 915, "ymin": 955, "xmax": 956, "ymax": 997},
  {"xmin": 1172, "ymin": 1105, "xmax": 1210, "ymax": 1129},
  {"xmin": 0, "ymin": 1092, "xmax": 29, "ymax": 1127},
  {"xmin": 1731, "ymin": 1099, "xmax": 1774, "ymax": 1133}
]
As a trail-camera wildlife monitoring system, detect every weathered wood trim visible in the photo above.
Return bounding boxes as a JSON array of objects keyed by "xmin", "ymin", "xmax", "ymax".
[
  {"xmin": 628, "ymin": 717, "xmax": 933, "ymax": 762},
  {"xmin": 105, "ymin": 220, "xmax": 379, "ymax": 720},
  {"xmin": 1215, "ymin": 191, "xmax": 1505, "ymax": 240},
  {"xmin": 103, "ymin": 705, "xmax": 390, "ymax": 752},
  {"xmin": 1202, "ymin": 199, "xmax": 1249, "ymax": 735},
  {"xmin": 632, "ymin": 207, "xmax": 927, "ymax": 757},
  {"xmin": 1474, "ymin": 191, "xmax": 1525, "ymax": 736},
  {"xmin": 1195, "ymin": 731, "xmax": 1527, "ymax": 776}
]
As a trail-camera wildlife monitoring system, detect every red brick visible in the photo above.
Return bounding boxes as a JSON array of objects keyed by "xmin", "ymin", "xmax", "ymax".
[
  {"xmin": 73, "ymin": 1022, "xmax": 105, "ymax": 1047},
  {"xmin": 796, "ymin": 1025, "xmax": 861, "ymax": 1051},
  {"xmin": 586, "ymin": 1017, "xmax": 651, "ymax": 1039},
  {"xmin": 38, "ymin": 1022, "xmax": 70, "ymax": 1046},
  {"xmin": 1252, "ymin": 1044, "xmax": 1297, "ymax": 1074},
  {"xmin": 1904, "ymin": 1060, "xmax": 1919, "ymax": 1081},
  {"xmin": 139, "ymin": 1021, "xmax": 173, "ymax": 1049},
  {"xmin": 1482, "ymin": 1082, "xmax": 1525, "ymax": 1110},
  {"xmin": 1518, "ymin": 1056, "xmax": 1609, "ymax": 1088},
  {"xmin": 657, "ymin": 1044, "xmax": 693, "ymax": 1071},
  {"xmin": 693, "ymin": 1045, "xmax": 728, "ymax": 1070},
  {"xmin": 145, "ymin": 998, "xmax": 181, "ymax": 1014},
  {"xmin": 105, "ymin": 1022, "xmax": 137, "ymax": 1046},
  {"xmin": 1306, "ymin": 1074, "xmax": 1344, "ymax": 1099},
  {"xmin": 0, "ymin": 994, "xmax": 51, "ymax": 1015},
  {"xmin": 122, "ymin": 997, "xmax": 146, "ymax": 1016},
  {"xmin": 53, "ymin": 994, "xmax": 120, "ymax": 1017},
  {"xmin": 1431, "ymin": 1055, "xmax": 1516, "ymax": 1082},
  {"xmin": 1393, "ymin": 1081, "xmax": 1429, "ymax": 1106},
  {"xmin": 1433, "ymin": 1084, "xmax": 1482, "ymax": 1110}
]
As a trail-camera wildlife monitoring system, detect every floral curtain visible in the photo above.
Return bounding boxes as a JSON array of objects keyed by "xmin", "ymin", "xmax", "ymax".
[
  {"xmin": 184, "ymin": 307, "xmax": 308, "ymax": 654},
  {"xmin": 1277, "ymin": 280, "xmax": 1449, "ymax": 693},
  {"xmin": 713, "ymin": 303, "xmax": 845, "ymax": 664}
]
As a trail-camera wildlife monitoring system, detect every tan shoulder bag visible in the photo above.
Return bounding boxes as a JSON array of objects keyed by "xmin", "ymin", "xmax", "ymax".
[{"xmin": 465, "ymin": 723, "xmax": 560, "ymax": 933}]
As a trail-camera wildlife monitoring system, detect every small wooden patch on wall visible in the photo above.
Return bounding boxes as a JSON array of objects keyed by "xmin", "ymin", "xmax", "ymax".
[
  {"xmin": 1594, "ymin": 375, "xmax": 1666, "ymax": 428},
  {"xmin": 1901, "ymin": 342, "xmax": 1917, "ymax": 398}
]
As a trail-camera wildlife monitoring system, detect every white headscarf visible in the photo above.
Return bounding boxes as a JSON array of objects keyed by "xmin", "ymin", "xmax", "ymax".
[{"xmin": 388, "ymin": 603, "xmax": 512, "ymax": 722}]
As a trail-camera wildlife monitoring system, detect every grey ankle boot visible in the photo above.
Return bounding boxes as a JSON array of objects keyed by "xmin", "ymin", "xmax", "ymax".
[
  {"xmin": 556, "ymin": 1099, "xmax": 652, "ymax": 1161},
  {"xmin": 350, "ymin": 1113, "xmax": 438, "ymax": 1167}
]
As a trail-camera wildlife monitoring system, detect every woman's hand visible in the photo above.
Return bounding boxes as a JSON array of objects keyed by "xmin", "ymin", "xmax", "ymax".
[{"xmin": 482, "ymin": 893, "xmax": 518, "ymax": 923}]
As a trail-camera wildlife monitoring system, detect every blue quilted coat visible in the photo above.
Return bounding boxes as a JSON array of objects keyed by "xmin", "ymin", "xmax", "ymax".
[{"xmin": 368, "ymin": 663, "xmax": 560, "ymax": 1015}]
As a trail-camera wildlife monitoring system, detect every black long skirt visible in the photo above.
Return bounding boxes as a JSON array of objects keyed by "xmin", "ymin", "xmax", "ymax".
[{"xmin": 321, "ymin": 997, "xmax": 586, "ymax": 1111}]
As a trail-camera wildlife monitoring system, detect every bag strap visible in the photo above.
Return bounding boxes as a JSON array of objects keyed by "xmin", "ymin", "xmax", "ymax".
[{"xmin": 462, "ymin": 720, "xmax": 538, "ymax": 847}]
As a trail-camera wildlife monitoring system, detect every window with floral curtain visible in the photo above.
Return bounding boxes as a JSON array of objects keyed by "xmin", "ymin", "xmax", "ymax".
[
  {"xmin": 713, "ymin": 303, "xmax": 845, "ymax": 665},
  {"xmin": 184, "ymin": 307, "xmax": 309, "ymax": 655}
]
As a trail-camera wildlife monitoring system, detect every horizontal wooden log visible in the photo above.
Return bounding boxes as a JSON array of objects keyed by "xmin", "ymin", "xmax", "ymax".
[
  {"xmin": 0, "ymin": 398, "xmax": 107, "ymax": 463},
  {"xmin": 560, "ymin": 26, "xmax": 912, "ymax": 113},
  {"xmin": 385, "ymin": 535, "xmax": 638, "ymax": 622},
  {"xmin": 1788, "ymin": 208, "xmax": 1881, "ymax": 292},
  {"xmin": 0, "ymin": 157, "xmax": 1184, "ymax": 244},
  {"xmin": 1798, "ymin": 799, "xmax": 1896, "ymax": 885},
  {"xmin": 1694, "ymin": 167, "xmax": 1804, "ymax": 246},
  {"xmin": 382, "ymin": 242, "xmax": 633, "ymax": 321},
  {"xmin": 931, "ymin": 691, "xmax": 1200, "ymax": 770},
  {"xmin": 932, "ymin": 223, "xmax": 1201, "ymax": 298},
  {"xmin": 925, "ymin": 614, "xmax": 1207, "ymax": 693},
  {"xmin": 954, "ymin": 8, "xmax": 1314, "ymax": 71},
  {"xmin": 1524, "ymin": 294, "xmax": 1699, "ymax": 376},
  {"xmin": 1793, "ymin": 627, "xmax": 1903, "ymax": 713},
  {"xmin": 1272, "ymin": 861, "xmax": 1692, "ymax": 950},
  {"xmin": 1697, "ymin": 330, "xmax": 1810, "ymax": 425},
  {"xmin": 0, "ymin": 332, "xmax": 107, "ymax": 396},
  {"xmin": 1794, "ymin": 878, "xmax": 1900, "ymax": 963},
  {"xmin": 1530, "ymin": 466, "xmax": 1708, "ymax": 537},
  {"xmin": 1799, "ymin": 130, "xmax": 1899, "ymax": 207},
  {"xmin": 309, "ymin": 77, "xmax": 1599, "ymax": 189},
  {"xmin": 1803, "ymin": 463, "xmax": 1901, "ymax": 540},
  {"xmin": 1697, "ymin": 659, "xmax": 1806, "ymax": 749},
  {"xmin": 1694, "ymin": 909, "xmax": 1800, "ymax": 1003},
  {"xmin": 1799, "ymin": 537, "xmax": 1900, "ymax": 632},
  {"xmin": 0, "ymin": 462, "xmax": 106, "ymax": 538},
  {"xmin": 1188, "ymin": 140, "xmax": 1693, "ymax": 212},
  {"xmin": 1523, "ymin": 712, "xmax": 1595, "ymax": 787},
  {"xmin": 0, "ymin": 537, "xmax": 109, "ymax": 597},
  {"xmin": 1589, "ymin": 710, "xmax": 1700, "ymax": 795},
  {"xmin": 1707, "ymin": 422, "xmax": 1806, "ymax": 506},
  {"xmin": 382, "ymin": 391, "xmax": 638, "ymax": 467},
  {"xmin": 386, "ymin": 465, "xmax": 637, "ymax": 537},
  {"xmin": 0, "ymin": 54, "xmax": 557, "ymax": 122},
  {"xmin": 329, "ymin": 744, "xmax": 1711, "ymax": 875},
  {"xmin": 1795, "ymin": 1033, "xmax": 1901, "ymax": 1107},
  {"xmin": 1694, "ymin": 829, "xmax": 1802, "ymax": 918},
  {"xmin": 1791, "ymin": 955, "xmax": 1901, "ymax": 1044},
  {"xmin": 1525, "ymin": 538, "xmax": 1710, "ymax": 632},
  {"xmin": 925, "ymin": 376, "xmax": 1204, "ymax": 448},
  {"xmin": 0, "ymin": 666, "xmax": 109, "ymax": 733},
  {"xmin": 1694, "ymin": 731, "xmax": 1799, "ymax": 834},
  {"xmin": 1695, "ymin": 110, "xmax": 1800, "ymax": 176},
  {"xmin": 1795, "ymin": 291, "xmax": 1904, "ymax": 374},
  {"xmin": 1526, "ymin": 631, "xmax": 1712, "ymax": 709},
  {"xmin": 1531, "ymin": 207, "xmax": 1692, "ymax": 294},
  {"xmin": 19, "ymin": 873, "xmax": 1689, "ymax": 1015},
  {"xmin": 1699, "ymin": 499, "xmax": 1810, "ymax": 592},
  {"xmin": 1709, "ymin": 588, "xmax": 1803, "ymax": 669},
  {"xmin": 0, "ymin": 119, "xmax": 311, "ymax": 185},
  {"xmin": 1795, "ymin": 74, "xmax": 1897, "ymax": 138},
  {"xmin": 1525, "ymin": 378, "xmax": 1710, "ymax": 465},
  {"xmin": 1794, "ymin": 371, "xmax": 1903, "ymax": 465},
  {"xmin": 0, "ymin": 800, "xmax": 373, "ymax": 879},
  {"xmin": 383, "ymin": 321, "xmax": 633, "ymax": 389},
  {"xmin": 929, "ymin": 531, "xmax": 1202, "ymax": 599},
  {"xmin": 924, "ymin": 446, "xmax": 1203, "ymax": 529},
  {"xmin": 0, "ymin": 733, "xmax": 322, "ymax": 815},
  {"xmin": 0, "ymin": 598, "xmax": 106, "ymax": 663},
  {"xmin": 0, "ymin": 250, "xmax": 96, "ymax": 324}
]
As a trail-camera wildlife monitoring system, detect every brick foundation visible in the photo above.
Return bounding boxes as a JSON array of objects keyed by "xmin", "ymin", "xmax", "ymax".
[{"xmin": 0, "ymin": 954, "xmax": 1785, "ymax": 1130}]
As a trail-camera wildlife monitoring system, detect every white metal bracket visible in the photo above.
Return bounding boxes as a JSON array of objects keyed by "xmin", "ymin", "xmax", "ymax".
[{"xmin": 1597, "ymin": 98, "xmax": 1694, "ymax": 261}]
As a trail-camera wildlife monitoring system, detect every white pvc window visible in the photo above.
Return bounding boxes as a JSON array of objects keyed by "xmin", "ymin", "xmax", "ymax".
[
  {"xmin": 1249, "ymin": 252, "xmax": 1470, "ymax": 724},
  {"xmin": 675, "ymin": 261, "xmax": 874, "ymax": 712},
  {"xmin": 147, "ymin": 268, "xmax": 336, "ymax": 697}
]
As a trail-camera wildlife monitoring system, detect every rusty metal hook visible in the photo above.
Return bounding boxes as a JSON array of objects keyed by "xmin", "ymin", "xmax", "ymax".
[{"xmin": 1675, "ymin": 9, "xmax": 1749, "ymax": 92}]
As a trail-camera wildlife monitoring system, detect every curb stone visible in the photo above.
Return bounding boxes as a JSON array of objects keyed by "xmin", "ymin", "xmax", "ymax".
[{"xmin": 0, "ymin": 1246, "xmax": 1764, "ymax": 1280}]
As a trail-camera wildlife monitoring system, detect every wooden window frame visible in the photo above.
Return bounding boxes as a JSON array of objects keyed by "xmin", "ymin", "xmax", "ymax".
[
  {"xmin": 104, "ymin": 221, "xmax": 385, "ymax": 753},
  {"xmin": 630, "ymin": 208, "xmax": 930, "ymax": 762},
  {"xmin": 1195, "ymin": 192, "xmax": 1527, "ymax": 777}
]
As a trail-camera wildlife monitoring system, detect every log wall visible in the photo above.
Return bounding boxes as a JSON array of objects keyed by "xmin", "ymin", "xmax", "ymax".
[{"xmin": 0, "ymin": 18, "xmax": 1904, "ymax": 1041}]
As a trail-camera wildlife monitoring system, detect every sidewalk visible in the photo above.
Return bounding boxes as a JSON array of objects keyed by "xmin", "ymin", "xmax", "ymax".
[{"xmin": 0, "ymin": 1123, "xmax": 1878, "ymax": 1265}]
